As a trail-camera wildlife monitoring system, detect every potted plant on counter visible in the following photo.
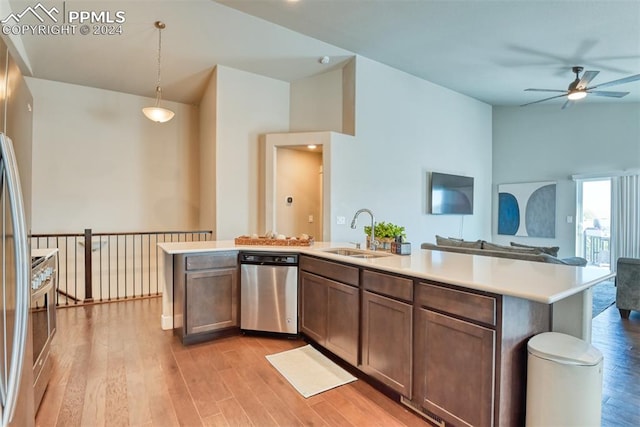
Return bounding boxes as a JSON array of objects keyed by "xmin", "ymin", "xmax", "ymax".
[{"xmin": 364, "ymin": 221, "xmax": 406, "ymax": 251}]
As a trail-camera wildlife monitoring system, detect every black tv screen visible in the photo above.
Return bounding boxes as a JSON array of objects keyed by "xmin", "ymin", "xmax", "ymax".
[{"xmin": 430, "ymin": 172, "xmax": 474, "ymax": 215}]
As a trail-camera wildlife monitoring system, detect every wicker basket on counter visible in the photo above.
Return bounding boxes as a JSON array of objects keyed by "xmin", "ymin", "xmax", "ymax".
[
  {"xmin": 234, "ymin": 236, "xmax": 314, "ymax": 247},
  {"xmin": 366, "ymin": 236, "xmax": 395, "ymax": 252}
]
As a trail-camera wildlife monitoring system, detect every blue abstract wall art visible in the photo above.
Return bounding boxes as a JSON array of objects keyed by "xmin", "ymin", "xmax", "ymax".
[{"xmin": 498, "ymin": 181, "xmax": 556, "ymax": 237}]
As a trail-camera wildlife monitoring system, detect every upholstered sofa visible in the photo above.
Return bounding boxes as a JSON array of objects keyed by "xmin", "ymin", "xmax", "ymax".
[
  {"xmin": 616, "ymin": 257, "xmax": 640, "ymax": 318},
  {"xmin": 420, "ymin": 236, "xmax": 588, "ymax": 266}
]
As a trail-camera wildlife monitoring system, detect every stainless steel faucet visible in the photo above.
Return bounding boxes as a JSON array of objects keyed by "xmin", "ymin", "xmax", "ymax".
[{"xmin": 350, "ymin": 208, "xmax": 378, "ymax": 251}]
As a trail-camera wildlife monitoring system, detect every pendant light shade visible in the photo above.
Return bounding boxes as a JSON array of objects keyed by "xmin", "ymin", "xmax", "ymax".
[
  {"xmin": 142, "ymin": 21, "xmax": 174, "ymax": 123},
  {"xmin": 142, "ymin": 105, "xmax": 175, "ymax": 123}
]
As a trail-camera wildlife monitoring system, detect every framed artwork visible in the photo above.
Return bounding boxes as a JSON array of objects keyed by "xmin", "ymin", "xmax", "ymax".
[{"xmin": 498, "ymin": 181, "xmax": 556, "ymax": 237}]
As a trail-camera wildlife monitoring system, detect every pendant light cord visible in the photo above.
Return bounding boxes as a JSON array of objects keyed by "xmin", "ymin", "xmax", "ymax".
[
  {"xmin": 142, "ymin": 20, "xmax": 174, "ymax": 123},
  {"xmin": 155, "ymin": 22, "xmax": 164, "ymax": 106}
]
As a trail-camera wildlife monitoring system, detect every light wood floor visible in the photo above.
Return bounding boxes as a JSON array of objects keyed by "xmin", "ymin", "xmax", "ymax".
[
  {"xmin": 36, "ymin": 297, "xmax": 640, "ymax": 426},
  {"xmin": 35, "ymin": 297, "xmax": 428, "ymax": 426}
]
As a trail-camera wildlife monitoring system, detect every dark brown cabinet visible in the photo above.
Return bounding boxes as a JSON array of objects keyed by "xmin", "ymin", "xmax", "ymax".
[
  {"xmin": 174, "ymin": 252, "xmax": 239, "ymax": 344},
  {"xmin": 299, "ymin": 256, "xmax": 359, "ymax": 365},
  {"xmin": 361, "ymin": 270, "xmax": 413, "ymax": 398},
  {"xmin": 326, "ymin": 279, "xmax": 359, "ymax": 364},
  {"xmin": 362, "ymin": 291, "xmax": 413, "ymax": 397},
  {"xmin": 414, "ymin": 307, "xmax": 495, "ymax": 427},
  {"xmin": 299, "ymin": 271, "xmax": 327, "ymax": 343},
  {"xmin": 185, "ymin": 268, "xmax": 238, "ymax": 334},
  {"xmin": 408, "ymin": 281, "xmax": 553, "ymax": 427},
  {"xmin": 413, "ymin": 282, "xmax": 497, "ymax": 427}
]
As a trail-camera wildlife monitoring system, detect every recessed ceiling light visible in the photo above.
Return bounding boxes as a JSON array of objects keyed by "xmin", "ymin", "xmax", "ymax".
[{"xmin": 307, "ymin": 144, "xmax": 317, "ymax": 149}]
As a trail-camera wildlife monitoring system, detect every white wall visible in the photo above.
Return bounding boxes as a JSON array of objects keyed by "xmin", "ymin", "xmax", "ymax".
[
  {"xmin": 328, "ymin": 56, "xmax": 493, "ymax": 246},
  {"xmin": 290, "ymin": 69, "xmax": 343, "ymax": 133},
  {"xmin": 26, "ymin": 59, "xmax": 494, "ymax": 245},
  {"xmin": 215, "ymin": 66, "xmax": 290, "ymax": 239},
  {"xmin": 492, "ymin": 103, "xmax": 640, "ymax": 258},
  {"xmin": 275, "ymin": 147, "xmax": 322, "ymax": 238},
  {"xmin": 26, "ymin": 78, "xmax": 200, "ymax": 233}
]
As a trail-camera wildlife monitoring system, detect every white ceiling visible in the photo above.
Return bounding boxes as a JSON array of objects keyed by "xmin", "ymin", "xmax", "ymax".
[{"xmin": 9, "ymin": 0, "xmax": 640, "ymax": 107}]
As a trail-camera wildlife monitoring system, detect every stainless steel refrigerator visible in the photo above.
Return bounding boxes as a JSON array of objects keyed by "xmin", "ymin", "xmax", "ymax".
[{"xmin": 0, "ymin": 133, "xmax": 33, "ymax": 426}]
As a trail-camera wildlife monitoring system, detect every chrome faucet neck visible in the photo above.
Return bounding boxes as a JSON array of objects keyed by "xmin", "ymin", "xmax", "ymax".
[{"xmin": 350, "ymin": 208, "xmax": 378, "ymax": 250}]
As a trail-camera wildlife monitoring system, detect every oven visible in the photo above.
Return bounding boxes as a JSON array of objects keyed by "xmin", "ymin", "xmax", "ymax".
[{"xmin": 31, "ymin": 252, "xmax": 57, "ymax": 411}]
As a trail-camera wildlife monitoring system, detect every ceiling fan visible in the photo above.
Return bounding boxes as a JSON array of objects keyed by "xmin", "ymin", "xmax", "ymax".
[{"xmin": 521, "ymin": 66, "xmax": 640, "ymax": 109}]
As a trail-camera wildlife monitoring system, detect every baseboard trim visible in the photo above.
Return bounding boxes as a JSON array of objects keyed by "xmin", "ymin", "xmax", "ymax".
[{"xmin": 161, "ymin": 314, "xmax": 173, "ymax": 330}]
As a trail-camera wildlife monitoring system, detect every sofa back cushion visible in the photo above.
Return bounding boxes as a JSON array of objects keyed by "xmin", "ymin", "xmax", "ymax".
[
  {"xmin": 510, "ymin": 242, "xmax": 560, "ymax": 257},
  {"xmin": 482, "ymin": 241, "xmax": 541, "ymax": 254},
  {"xmin": 435, "ymin": 235, "xmax": 483, "ymax": 249}
]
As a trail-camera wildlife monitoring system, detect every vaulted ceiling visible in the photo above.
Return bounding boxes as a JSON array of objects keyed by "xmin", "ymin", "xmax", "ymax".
[{"xmin": 8, "ymin": 0, "xmax": 640, "ymax": 107}]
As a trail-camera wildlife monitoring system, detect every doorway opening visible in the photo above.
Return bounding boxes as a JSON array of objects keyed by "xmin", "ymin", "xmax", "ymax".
[
  {"xmin": 262, "ymin": 131, "xmax": 333, "ymax": 241},
  {"xmin": 577, "ymin": 179, "xmax": 611, "ymax": 267},
  {"xmin": 275, "ymin": 145, "xmax": 323, "ymax": 239}
]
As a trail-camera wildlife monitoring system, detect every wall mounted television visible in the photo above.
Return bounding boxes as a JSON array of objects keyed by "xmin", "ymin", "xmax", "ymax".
[{"xmin": 430, "ymin": 172, "xmax": 474, "ymax": 215}]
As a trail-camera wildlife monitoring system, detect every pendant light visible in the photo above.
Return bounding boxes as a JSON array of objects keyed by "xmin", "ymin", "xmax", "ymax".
[{"xmin": 142, "ymin": 21, "xmax": 174, "ymax": 123}]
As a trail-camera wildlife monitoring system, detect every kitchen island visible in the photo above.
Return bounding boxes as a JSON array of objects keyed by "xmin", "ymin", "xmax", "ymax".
[
  {"xmin": 158, "ymin": 240, "xmax": 612, "ymax": 339},
  {"xmin": 158, "ymin": 240, "xmax": 613, "ymax": 426}
]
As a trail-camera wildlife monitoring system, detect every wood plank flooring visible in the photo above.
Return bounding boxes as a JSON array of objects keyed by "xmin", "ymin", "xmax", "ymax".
[
  {"xmin": 35, "ymin": 297, "xmax": 428, "ymax": 427},
  {"xmin": 592, "ymin": 304, "xmax": 640, "ymax": 426},
  {"xmin": 36, "ymin": 297, "xmax": 640, "ymax": 426}
]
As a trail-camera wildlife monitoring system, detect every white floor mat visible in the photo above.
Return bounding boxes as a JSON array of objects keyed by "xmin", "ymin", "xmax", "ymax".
[{"xmin": 265, "ymin": 344, "xmax": 357, "ymax": 398}]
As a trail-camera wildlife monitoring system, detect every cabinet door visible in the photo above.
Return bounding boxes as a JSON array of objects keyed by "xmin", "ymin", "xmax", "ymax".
[
  {"xmin": 326, "ymin": 280, "xmax": 359, "ymax": 366},
  {"xmin": 361, "ymin": 291, "xmax": 412, "ymax": 397},
  {"xmin": 185, "ymin": 267, "xmax": 238, "ymax": 335},
  {"xmin": 300, "ymin": 271, "xmax": 328, "ymax": 344},
  {"xmin": 415, "ymin": 308, "xmax": 495, "ymax": 427}
]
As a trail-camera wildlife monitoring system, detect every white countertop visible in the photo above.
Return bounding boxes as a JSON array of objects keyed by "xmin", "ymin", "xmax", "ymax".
[
  {"xmin": 157, "ymin": 240, "xmax": 614, "ymax": 304},
  {"xmin": 32, "ymin": 247, "xmax": 59, "ymax": 259}
]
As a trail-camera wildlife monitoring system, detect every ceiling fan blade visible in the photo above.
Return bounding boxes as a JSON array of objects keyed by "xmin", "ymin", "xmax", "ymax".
[
  {"xmin": 561, "ymin": 100, "xmax": 574, "ymax": 110},
  {"xmin": 588, "ymin": 90, "xmax": 629, "ymax": 98},
  {"xmin": 588, "ymin": 73, "xmax": 640, "ymax": 90},
  {"xmin": 577, "ymin": 71, "xmax": 599, "ymax": 89},
  {"xmin": 520, "ymin": 93, "xmax": 568, "ymax": 107},
  {"xmin": 524, "ymin": 88, "xmax": 567, "ymax": 93}
]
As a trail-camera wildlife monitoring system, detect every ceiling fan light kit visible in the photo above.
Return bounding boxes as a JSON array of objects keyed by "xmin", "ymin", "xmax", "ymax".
[
  {"xmin": 567, "ymin": 91, "xmax": 587, "ymax": 101},
  {"xmin": 521, "ymin": 65, "xmax": 640, "ymax": 109},
  {"xmin": 142, "ymin": 21, "xmax": 175, "ymax": 123}
]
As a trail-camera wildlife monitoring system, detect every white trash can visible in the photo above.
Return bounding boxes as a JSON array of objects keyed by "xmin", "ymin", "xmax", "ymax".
[{"xmin": 526, "ymin": 332, "xmax": 603, "ymax": 427}]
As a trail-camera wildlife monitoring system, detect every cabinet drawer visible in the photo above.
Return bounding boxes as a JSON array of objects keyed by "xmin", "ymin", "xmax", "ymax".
[
  {"xmin": 416, "ymin": 283, "xmax": 496, "ymax": 326},
  {"xmin": 186, "ymin": 252, "xmax": 238, "ymax": 270},
  {"xmin": 362, "ymin": 270, "xmax": 413, "ymax": 302},
  {"xmin": 300, "ymin": 256, "xmax": 359, "ymax": 287}
]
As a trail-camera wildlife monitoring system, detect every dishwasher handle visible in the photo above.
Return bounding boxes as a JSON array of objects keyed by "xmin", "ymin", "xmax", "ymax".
[{"xmin": 240, "ymin": 253, "xmax": 298, "ymax": 266}]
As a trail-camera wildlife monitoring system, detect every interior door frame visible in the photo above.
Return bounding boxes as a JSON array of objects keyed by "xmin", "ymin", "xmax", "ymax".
[{"xmin": 262, "ymin": 132, "xmax": 333, "ymax": 241}]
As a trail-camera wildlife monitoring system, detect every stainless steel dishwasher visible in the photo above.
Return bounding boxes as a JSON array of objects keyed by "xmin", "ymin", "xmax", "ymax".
[{"xmin": 240, "ymin": 252, "xmax": 298, "ymax": 335}]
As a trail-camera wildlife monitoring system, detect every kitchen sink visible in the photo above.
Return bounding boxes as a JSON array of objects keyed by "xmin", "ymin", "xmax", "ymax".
[{"xmin": 321, "ymin": 247, "xmax": 392, "ymax": 259}]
